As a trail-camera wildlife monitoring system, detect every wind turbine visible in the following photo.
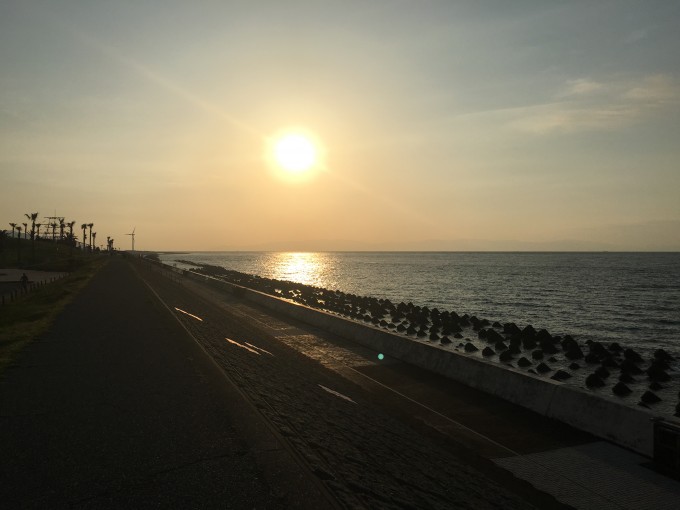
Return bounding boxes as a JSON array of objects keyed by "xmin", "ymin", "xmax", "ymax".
[{"xmin": 126, "ymin": 227, "xmax": 136, "ymax": 251}]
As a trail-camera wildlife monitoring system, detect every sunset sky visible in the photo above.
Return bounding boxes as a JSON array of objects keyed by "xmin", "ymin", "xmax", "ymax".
[{"xmin": 2, "ymin": 1, "xmax": 679, "ymax": 251}]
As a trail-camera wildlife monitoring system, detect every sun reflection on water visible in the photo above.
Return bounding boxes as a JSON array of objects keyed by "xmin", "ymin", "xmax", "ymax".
[{"xmin": 270, "ymin": 252, "xmax": 329, "ymax": 288}]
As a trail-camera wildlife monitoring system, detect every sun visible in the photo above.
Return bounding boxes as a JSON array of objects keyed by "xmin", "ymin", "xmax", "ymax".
[{"xmin": 272, "ymin": 132, "xmax": 318, "ymax": 173}]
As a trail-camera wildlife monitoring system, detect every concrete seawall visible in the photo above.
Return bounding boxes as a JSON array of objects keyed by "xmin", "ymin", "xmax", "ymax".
[{"xmin": 183, "ymin": 269, "xmax": 670, "ymax": 457}]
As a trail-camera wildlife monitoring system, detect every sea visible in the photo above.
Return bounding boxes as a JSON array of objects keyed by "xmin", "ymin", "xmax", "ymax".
[{"xmin": 159, "ymin": 251, "xmax": 680, "ymax": 359}]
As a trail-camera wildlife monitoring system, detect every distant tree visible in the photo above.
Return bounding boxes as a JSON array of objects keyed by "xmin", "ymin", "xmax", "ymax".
[
  {"xmin": 81, "ymin": 223, "xmax": 88, "ymax": 250},
  {"xmin": 88, "ymin": 223, "xmax": 94, "ymax": 250},
  {"xmin": 0, "ymin": 230, "xmax": 6, "ymax": 253},
  {"xmin": 16, "ymin": 225, "xmax": 22, "ymax": 262},
  {"xmin": 25, "ymin": 212, "xmax": 39, "ymax": 240},
  {"xmin": 59, "ymin": 218, "xmax": 65, "ymax": 240},
  {"xmin": 22, "ymin": 223, "xmax": 28, "ymax": 239},
  {"xmin": 25, "ymin": 212, "xmax": 39, "ymax": 260},
  {"xmin": 50, "ymin": 222, "xmax": 57, "ymax": 241},
  {"xmin": 67, "ymin": 221, "xmax": 76, "ymax": 239},
  {"xmin": 9, "ymin": 223, "xmax": 17, "ymax": 239},
  {"xmin": 35, "ymin": 223, "xmax": 42, "ymax": 239},
  {"xmin": 63, "ymin": 221, "xmax": 76, "ymax": 253},
  {"xmin": 92, "ymin": 232, "xmax": 97, "ymax": 251}
]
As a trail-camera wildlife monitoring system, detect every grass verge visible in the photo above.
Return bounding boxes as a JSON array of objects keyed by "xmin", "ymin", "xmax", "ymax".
[{"xmin": 0, "ymin": 257, "xmax": 109, "ymax": 374}]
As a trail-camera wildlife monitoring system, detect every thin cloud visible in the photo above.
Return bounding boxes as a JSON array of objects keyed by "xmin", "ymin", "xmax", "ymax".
[
  {"xmin": 558, "ymin": 78, "xmax": 605, "ymax": 97},
  {"xmin": 509, "ymin": 104, "xmax": 638, "ymax": 135},
  {"xmin": 623, "ymin": 74, "xmax": 678, "ymax": 104},
  {"xmin": 511, "ymin": 74, "xmax": 679, "ymax": 134}
]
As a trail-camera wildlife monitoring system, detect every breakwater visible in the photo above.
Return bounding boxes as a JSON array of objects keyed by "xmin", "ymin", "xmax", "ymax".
[{"xmin": 172, "ymin": 260, "xmax": 679, "ymax": 457}]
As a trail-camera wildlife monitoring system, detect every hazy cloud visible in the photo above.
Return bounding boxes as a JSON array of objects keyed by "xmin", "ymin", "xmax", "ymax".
[
  {"xmin": 558, "ymin": 78, "xmax": 605, "ymax": 97},
  {"xmin": 623, "ymin": 74, "xmax": 678, "ymax": 103},
  {"xmin": 510, "ymin": 74, "xmax": 679, "ymax": 134},
  {"xmin": 509, "ymin": 104, "xmax": 637, "ymax": 134}
]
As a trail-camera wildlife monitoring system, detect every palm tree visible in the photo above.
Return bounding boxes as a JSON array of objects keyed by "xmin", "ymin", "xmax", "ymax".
[
  {"xmin": 58, "ymin": 218, "xmax": 65, "ymax": 240},
  {"xmin": 22, "ymin": 223, "xmax": 28, "ymax": 239},
  {"xmin": 63, "ymin": 220, "xmax": 76, "ymax": 253},
  {"xmin": 81, "ymin": 223, "xmax": 88, "ymax": 250},
  {"xmin": 16, "ymin": 225, "xmax": 22, "ymax": 262},
  {"xmin": 35, "ymin": 223, "xmax": 42, "ymax": 239},
  {"xmin": 9, "ymin": 223, "xmax": 17, "ymax": 239},
  {"xmin": 92, "ymin": 232, "xmax": 97, "ymax": 251},
  {"xmin": 25, "ymin": 212, "xmax": 39, "ymax": 260},
  {"xmin": 88, "ymin": 223, "xmax": 94, "ymax": 250},
  {"xmin": 67, "ymin": 221, "xmax": 76, "ymax": 239},
  {"xmin": 50, "ymin": 222, "xmax": 57, "ymax": 241},
  {"xmin": 25, "ymin": 212, "xmax": 39, "ymax": 240}
]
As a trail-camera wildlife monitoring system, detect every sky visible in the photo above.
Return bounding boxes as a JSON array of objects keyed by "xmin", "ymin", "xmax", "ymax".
[{"xmin": 1, "ymin": 0, "xmax": 679, "ymax": 251}]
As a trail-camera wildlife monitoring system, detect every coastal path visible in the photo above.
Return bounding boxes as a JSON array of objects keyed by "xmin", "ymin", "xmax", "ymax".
[
  {"xmin": 1, "ymin": 257, "xmax": 549, "ymax": 509},
  {"xmin": 4, "ymin": 256, "xmax": 679, "ymax": 508},
  {"xmin": 134, "ymin": 259, "xmax": 572, "ymax": 509}
]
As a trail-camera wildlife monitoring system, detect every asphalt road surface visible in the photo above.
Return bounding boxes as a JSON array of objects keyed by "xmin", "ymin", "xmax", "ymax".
[{"xmin": 1, "ymin": 257, "xmax": 580, "ymax": 508}]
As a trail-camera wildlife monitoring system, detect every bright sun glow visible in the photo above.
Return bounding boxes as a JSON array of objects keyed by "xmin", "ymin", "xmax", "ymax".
[{"xmin": 273, "ymin": 133, "xmax": 317, "ymax": 173}]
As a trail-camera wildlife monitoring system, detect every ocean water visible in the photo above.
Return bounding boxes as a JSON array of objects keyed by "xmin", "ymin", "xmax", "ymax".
[{"xmin": 160, "ymin": 251, "xmax": 680, "ymax": 358}]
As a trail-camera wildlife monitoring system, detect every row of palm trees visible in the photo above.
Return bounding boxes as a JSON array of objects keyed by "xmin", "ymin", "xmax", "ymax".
[{"xmin": 7, "ymin": 211, "xmax": 115, "ymax": 256}]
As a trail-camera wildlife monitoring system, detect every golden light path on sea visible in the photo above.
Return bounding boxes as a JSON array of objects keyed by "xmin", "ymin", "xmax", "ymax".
[{"xmin": 270, "ymin": 252, "xmax": 326, "ymax": 287}]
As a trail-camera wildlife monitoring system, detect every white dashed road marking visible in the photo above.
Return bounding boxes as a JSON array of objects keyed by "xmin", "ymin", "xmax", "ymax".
[
  {"xmin": 318, "ymin": 384, "xmax": 357, "ymax": 404},
  {"xmin": 174, "ymin": 307, "xmax": 203, "ymax": 321},
  {"xmin": 226, "ymin": 337, "xmax": 260, "ymax": 355},
  {"xmin": 245, "ymin": 342, "xmax": 274, "ymax": 356}
]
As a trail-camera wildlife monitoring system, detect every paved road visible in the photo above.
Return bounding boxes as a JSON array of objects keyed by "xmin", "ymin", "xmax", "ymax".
[
  {"xmin": 12, "ymin": 256, "xmax": 650, "ymax": 507},
  {"xmin": 0, "ymin": 258, "xmax": 332, "ymax": 509},
  {"xmin": 134, "ymin": 260, "xmax": 568, "ymax": 509},
  {"xmin": 0, "ymin": 257, "xmax": 557, "ymax": 509}
]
